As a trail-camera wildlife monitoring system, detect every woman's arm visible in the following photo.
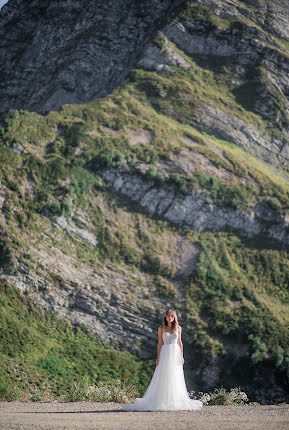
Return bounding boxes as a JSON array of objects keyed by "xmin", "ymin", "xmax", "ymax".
[
  {"xmin": 178, "ymin": 325, "xmax": 184, "ymax": 364},
  {"xmin": 156, "ymin": 326, "xmax": 163, "ymax": 366}
]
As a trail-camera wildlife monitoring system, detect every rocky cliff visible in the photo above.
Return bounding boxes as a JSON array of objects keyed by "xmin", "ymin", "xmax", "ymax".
[
  {"xmin": 100, "ymin": 165, "xmax": 289, "ymax": 246},
  {"xmin": 137, "ymin": 0, "xmax": 289, "ymax": 165},
  {"xmin": 0, "ymin": 0, "xmax": 185, "ymax": 112},
  {"xmin": 0, "ymin": 0, "xmax": 289, "ymax": 404},
  {"xmin": 1, "ymin": 0, "xmax": 289, "ymax": 166}
]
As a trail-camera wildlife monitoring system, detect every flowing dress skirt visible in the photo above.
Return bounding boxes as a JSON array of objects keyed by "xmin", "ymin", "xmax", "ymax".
[{"xmin": 123, "ymin": 343, "xmax": 203, "ymax": 411}]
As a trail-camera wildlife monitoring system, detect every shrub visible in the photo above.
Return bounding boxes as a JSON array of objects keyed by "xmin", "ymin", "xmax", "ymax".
[
  {"xmin": 170, "ymin": 173, "xmax": 188, "ymax": 192},
  {"xmin": 6, "ymin": 179, "xmax": 21, "ymax": 194},
  {"xmin": 38, "ymin": 357, "xmax": 67, "ymax": 377},
  {"xmin": 65, "ymin": 377, "xmax": 140, "ymax": 403},
  {"xmin": 140, "ymin": 250, "xmax": 174, "ymax": 278},
  {"xmin": 48, "ymin": 201, "xmax": 62, "ymax": 216},
  {"xmin": 267, "ymin": 198, "xmax": 282, "ymax": 212},
  {"xmin": 189, "ymin": 386, "xmax": 249, "ymax": 405},
  {"xmin": 98, "ymin": 150, "xmax": 125, "ymax": 167},
  {"xmin": 62, "ymin": 121, "xmax": 85, "ymax": 148},
  {"xmin": 0, "ymin": 243, "xmax": 11, "ymax": 267},
  {"xmin": 153, "ymin": 31, "xmax": 167, "ymax": 51},
  {"xmin": 147, "ymin": 166, "xmax": 166, "ymax": 185},
  {"xmin": 0, "ymin": 375, "xmax": 22, "ymax": 401},
  {"xmin": 248, "ymin": 335, "xmax": 268, "ymax": 364},
  {"xmin": 42, "ymin": 157, "xmax": 67, "ymax": 185},
  {"xmin": 154, "ymin": 275, "xmax": 178, "ymax": 298}
]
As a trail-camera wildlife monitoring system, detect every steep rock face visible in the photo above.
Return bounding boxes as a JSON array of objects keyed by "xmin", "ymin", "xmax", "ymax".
[
  {"xmin": 137, "ymin": 0, "xmax": 289, "ymax": 165},
  {"xmin": 192, "ymin": 0, "xmax": 289, "ymax": 41},
  {"xmin": 0, "ymin": 0, "xmax": 185, "ymax": 113},
  {"xmin": 100, "ymin": 166, "xmax": 289, "ymax": 247},
  {"xmin": 1, "ymin": 0, "xmax": 289, "ymax": 165},
  {"xmin": 239, "ymin": 0, "xmax": 289, "ymax": 40},
  {"xmin": 0, "ymin": 195, "xmax": 198, "ymax": 361},
  {"xmin": 1, "ymin": 0, "xmax": 289, "ymax": 404}
]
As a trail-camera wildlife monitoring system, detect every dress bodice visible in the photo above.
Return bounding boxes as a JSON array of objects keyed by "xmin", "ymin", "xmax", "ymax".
[{"xmin": 162, "ymin": 329, "xmax": 178, "ymax": 344}]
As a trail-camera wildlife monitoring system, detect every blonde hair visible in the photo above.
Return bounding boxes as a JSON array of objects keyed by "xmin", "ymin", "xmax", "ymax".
[{"xmin": 162, "ymin": 309, "xmax": 178, "ymax": 332}]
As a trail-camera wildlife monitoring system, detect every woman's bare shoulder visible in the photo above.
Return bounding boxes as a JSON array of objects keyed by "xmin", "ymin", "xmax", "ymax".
[
  {"xmin": 178, "ymin": 324, "xmax": 182, "ymax": 331},
  {"xmin": 158, "ymin": 326, "xmax": 163, "ymax": 332}
]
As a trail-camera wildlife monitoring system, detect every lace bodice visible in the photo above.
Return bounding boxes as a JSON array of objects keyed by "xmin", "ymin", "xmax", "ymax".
[{"xmin": 162, "ymin": 329, "xmax": 178, "ymax": 344}]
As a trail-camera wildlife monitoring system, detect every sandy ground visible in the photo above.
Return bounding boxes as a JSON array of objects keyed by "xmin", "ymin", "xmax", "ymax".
[{"xmin": 0, "ymin": 402, "xmax": 288, "ymax": 430}]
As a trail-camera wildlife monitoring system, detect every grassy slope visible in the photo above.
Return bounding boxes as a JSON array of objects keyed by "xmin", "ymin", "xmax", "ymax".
[
  {"xmin": 0, "ymin": 1, "xmax": 289, "ymax": 402},
  {"xmin": 0, "ymin": 280, "xmax": 152, "ymax": 401}
]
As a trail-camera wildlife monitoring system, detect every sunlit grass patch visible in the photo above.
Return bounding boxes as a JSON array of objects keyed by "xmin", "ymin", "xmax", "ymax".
[{"xmin": 0, "ymin": 281, "xmax": 152, "ymax": 401}]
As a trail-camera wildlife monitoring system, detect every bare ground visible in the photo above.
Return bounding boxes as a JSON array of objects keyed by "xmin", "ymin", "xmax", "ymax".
[{"xmin": 0, "ymin": 402, "xmax": 289, "ymax": 430}]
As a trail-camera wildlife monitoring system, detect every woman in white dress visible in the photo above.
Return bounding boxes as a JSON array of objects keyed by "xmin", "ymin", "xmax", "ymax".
[{"xmin": 123, "ymin": 309, "xmax": 203, "ymax": 411}]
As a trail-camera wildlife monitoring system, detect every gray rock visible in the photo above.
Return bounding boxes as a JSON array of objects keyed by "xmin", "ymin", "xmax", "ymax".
[
  {"xmin": 53, "ymin": 215, "xmax": 98, "ymax": 246},
  {"xmin": 0, "ymin": 184, "xmax": 8, "ymax": 209},
  {"xmin": 101, "ymin": 168, "xmax": 289, "ymax": 247},
  {"xmin": 0, "ymin": 0, "xmax": 186, "ymax": 113},
  {"xmin": 137, "ymin": 33, "xmax": 191, "ymax": 72}
]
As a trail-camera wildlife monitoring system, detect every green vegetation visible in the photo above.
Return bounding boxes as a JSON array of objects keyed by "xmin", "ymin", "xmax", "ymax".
[
  {"xmin": 0, "ymin": 0, "xmax": 289, "ymax": 403},
  {"xmin": 0, "ymin": 281, "xmax": 153, "ymax": 401},
  {"xmin": 189, "ymin": 386, "xmax": 250, "ymax": 406},
  {"xmin": 145, "ymin": 167, "xmax": 257, "ymax": 210},
  {"xmin": 154, "ymin": 275, "xmax": 178, "ymax": 298},
  {"xmin": 1, "ymin": 35, "xmax": 289, "ymax": 216},
  {"xmin": 177, "ymin": 1, "xmax": 232, "ymax": 29},
  {"xmin": 65, "ymin": 377, "xmax": 139, "ymax": 402},
  {"xmin": 273, "ymin": 36, "xmax": 289, "ymax": 52},
  {"xmin": 177, "ymin": 0, "xmax": 289, "ymax": 61},
  {"xmin": 185, "ymin": 232, "xmax": 289, "ymax": 375}
]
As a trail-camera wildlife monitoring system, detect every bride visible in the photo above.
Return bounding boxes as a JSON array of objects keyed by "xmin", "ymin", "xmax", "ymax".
[{"xmin": 123, "ymin": 309, "xmax": 203, "ymax": 411}]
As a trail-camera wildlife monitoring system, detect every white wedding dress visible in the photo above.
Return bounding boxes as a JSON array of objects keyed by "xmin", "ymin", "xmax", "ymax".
[{"xmin": 123, "ymin": 329, "xmax": 203, "ymax": 411}]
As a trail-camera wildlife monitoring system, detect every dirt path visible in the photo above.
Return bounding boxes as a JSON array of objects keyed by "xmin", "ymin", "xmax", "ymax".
[{"xmin": 0, "ymin": 402, "xmax": 288, "ymax": 430}]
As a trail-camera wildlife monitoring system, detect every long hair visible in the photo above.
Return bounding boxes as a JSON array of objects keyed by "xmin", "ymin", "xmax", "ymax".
[{"xmin": 162, "ymin": 309, "xmax": 178, "ymax": 332}]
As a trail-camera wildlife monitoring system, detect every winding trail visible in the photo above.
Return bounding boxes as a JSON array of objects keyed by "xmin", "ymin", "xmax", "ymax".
[{"xmin": 0, "ymin": 402, "xmax": 289, "ymax": 429}]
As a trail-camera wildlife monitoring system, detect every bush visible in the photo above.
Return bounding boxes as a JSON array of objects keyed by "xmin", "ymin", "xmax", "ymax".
[
  {"xmin": 141, "ymin": 251, "xmax": 173, "ymax": 277},
  {"xmin": 189, "ymin": 386, "xmax": 249, "ymax": 405},
  {"xmin": 170, "ymin": 173, "xmax": 188, "ymax": 192},
  {"xmin": 153, "ymin": 31, "xmax": 167, "ymax": 51},
  {"xmin": 0, "ymin": 243, "xmax": 11, "ymax": 267},
  {"xmin": 147, "ymin": 166, "xmax": 166, "ymax": 185},
  {"xmin": 154, "ymin": 275, "xmax": 178, "ymax": 298},
  {"xmin": 48, "ymin": 201, "xmax": 62, "ymax": 216},
  {"xmin": 62, "ymin": 121, "xmax": 85, "ymax": 148},
  {"xmin": 0, "ymin": 374, "xmax": 22, "ymax": 401},
  {"xmin": 38, "ymin": 357, "xmax": 67, "ymax": 377},
  {"xmin": 65, "ymin": 377, "xmax": 140, "ymax": 403},
  {"xmin": 99, "ymin": 150, "xmax": 125, "ymax": 167},
  {"xmin": 42, "ymin": 157, "xmax": 67, "ymax": 185},
  {"xmin": 6, "ymin": 179, "xmax": 21, "ymax": 194},
  {"xmin": 267, "ymin": 198, "xmax": 282, "ymax": 212},
  {"xmin": 248, "ymin": 335, "xmax": 268, "ymax": 364}
]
